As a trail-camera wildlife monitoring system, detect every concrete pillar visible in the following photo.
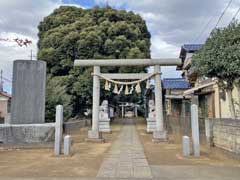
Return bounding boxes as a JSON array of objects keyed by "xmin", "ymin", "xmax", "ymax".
[
  {"xmin": 153, "ymin": 65, "xmax": 166, "ymax": 140},
  {"xmin": 191, "ymin": 96, "xmax": 200, "ymax": 157},
  {"xmin": 54, "ymin": 105, "xmax": 63, "ymax": 156},
  {"xmin": 181, "ymin": 100, "xmax": 187, "ymax": 135},
  {"xmin": 121, "ymin": 105, "xmax": 124, "ymax": 119},
  {"xmin": 11, "ymin": 60, "xmax": 46, "ymax": 124},
  {"xmin": 88, "ymin": 66, "xmax": 101, "ymax": 139},
  {"xmin": 135, "ymin": 105, "xmax": 138, "ymax": 117},
  {"xmin": 64, "ymin": 135, "xmax": 72, "ymax": 156},
  {"xmin": 205, "ymin": 118, "xmax": 213, "ymax": 147},
  {"xmin": 182, "ymin": 136, "xmax": 190, "ymax": 156}
]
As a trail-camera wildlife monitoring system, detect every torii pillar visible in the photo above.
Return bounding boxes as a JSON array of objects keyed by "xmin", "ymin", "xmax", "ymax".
[
  {"xmin": 88, "ymin": 66, "xmax": 101, "ymax": 139},
  {"xmin": 74, "ymin": 59, "xmax": 181, "ymax": 141},
  {"xmin": 153, "ymin": 65, "xmax": 167, "ymax": 140}
]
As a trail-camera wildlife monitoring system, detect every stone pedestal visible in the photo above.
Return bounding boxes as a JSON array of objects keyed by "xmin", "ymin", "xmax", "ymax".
[
  {"xmin": 146, "ymin": 117, "xmax": 156, "ymax": 133},
  {"xmin": 152, "ymin": 130, "xmax": 167, "ymax": 141},
  {"xmin": 88, "ymin": 130, "xmax": 101, "ymax": 139},
  {"xmin": 86, "ymin": 130, "xmax": 104, "ymax": 142}
]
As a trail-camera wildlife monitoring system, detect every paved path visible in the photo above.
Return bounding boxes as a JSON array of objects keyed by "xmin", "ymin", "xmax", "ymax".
[{"xmin": 97, "ymin": 119, "xmax": 152, "ymax": 178}]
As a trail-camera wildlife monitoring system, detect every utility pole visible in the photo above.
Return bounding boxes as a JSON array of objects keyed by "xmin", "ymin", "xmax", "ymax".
[
  {"xmin": 29, "ymin": 49, "xmax": 36, "ymax": 60},
  {"xmin": 30, "ymin": 49, "xmax": 33, "ymax": 60},
  {"xmin": 0, "ymin": 70, "xmax": 3, "ymax": 92}
]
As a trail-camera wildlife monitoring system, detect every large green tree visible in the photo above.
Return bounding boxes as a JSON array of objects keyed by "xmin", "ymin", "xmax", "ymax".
[
  {"xmin": 192, "ymin": 21, "xmax": 240, "ymax": 118},
  {"xmin": 37, "ymin": 6, "xmax": 151, "ymax": 121}
]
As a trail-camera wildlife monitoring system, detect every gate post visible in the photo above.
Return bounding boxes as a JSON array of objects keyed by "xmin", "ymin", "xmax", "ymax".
[
  {"xmin": 191, "ymin": 95, "xmax": 200, "ymax": 156},
  {"xmin": 88, "ymin": 66, "xmax": 101, "ymax": 139},
  {"xmin": 153, "ymin": 65, "xmax": 167, "ymax": 140}
]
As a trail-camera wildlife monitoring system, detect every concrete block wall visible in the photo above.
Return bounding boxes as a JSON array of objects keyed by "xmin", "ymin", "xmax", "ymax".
[{"xmin": 213, "ymin": 119, "xmax": 240, "ymax": 155}]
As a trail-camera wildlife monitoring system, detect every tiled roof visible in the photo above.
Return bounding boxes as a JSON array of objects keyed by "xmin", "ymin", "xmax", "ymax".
[
  {"xmin": 0, "ymin": 91, "xmax": 11, "ymax": 98},
  {"xmin": 182, "ymin": 44, "xmax": 203, "ymax": 52},
  {"xmin": 162, "ymin": 78, "xmax": 190, "ymax": 90}
]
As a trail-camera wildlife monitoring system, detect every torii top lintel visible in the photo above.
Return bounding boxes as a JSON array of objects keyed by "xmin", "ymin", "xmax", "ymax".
[{"xmin": 74, "ymin": 58, "xmax": 181, "ymax": 67}]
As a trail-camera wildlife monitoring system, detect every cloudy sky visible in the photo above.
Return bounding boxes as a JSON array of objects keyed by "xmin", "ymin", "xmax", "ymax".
[{"xmin": 0, "ymin": 0, "xmax": 239, "ymax": 93}]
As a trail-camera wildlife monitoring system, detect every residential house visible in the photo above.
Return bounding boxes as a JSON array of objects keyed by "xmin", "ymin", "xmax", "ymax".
[
  {"xmin": 0, "ymin": 91, "xmax": 11, "ymax": 123},
  {"xmin": 162, "ymin": 78, "xmax": 190, "ymax": 117},
  {"xmin": 178, "ymin": 44, "xmax": 240, "ymax": 119}
]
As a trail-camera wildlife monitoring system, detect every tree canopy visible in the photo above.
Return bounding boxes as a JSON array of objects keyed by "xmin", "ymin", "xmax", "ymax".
[
  {"xmin": 192, "ymin": 21, "xmax": 240, "ymax": 89},
  {"xmin": 37, "ymin": 6, "xmax": 151, "ymax": 121},
  {"xmin": 192, "ymin": 21, "xmax": 240, "ymax": 118}
]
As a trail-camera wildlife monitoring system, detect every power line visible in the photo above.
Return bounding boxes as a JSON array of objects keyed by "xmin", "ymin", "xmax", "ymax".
[
  {"xmin": 213, "ymin": 0, "xmax": 233, "ymax": 29},
  {"xmin": 194, "ymin": 0, "xmax": 234, "ymax": 43},
  {"xmin": 230, "ymin": 7, "xmax": 240, "ymax": 23},
  {"xmin": 2, "ymin": 77, "xmax": 12, "ymax": 83},
  {"xmin": 194, "ymin": 16, "xmax": 215, "ymax": 43}
]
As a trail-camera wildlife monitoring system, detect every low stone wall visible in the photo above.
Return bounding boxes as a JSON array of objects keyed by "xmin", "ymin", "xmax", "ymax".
[
  {"xmin": 212, "ymin": 118, "xmax": 240, "ymax": 155},
  {"xmin": 166, "ymin": 115, "xmax": 191, "ymax": 136},
  {"xmin": 63, "ymin": 120, "xmax": 89, "ymax": 134},
  {"xmin": 166, "ymin": 115, "xmax": 206, "ymax": 136},
  {"xmin": 0, "ymin": 123, "xmax": 55, "ymax": 144}
]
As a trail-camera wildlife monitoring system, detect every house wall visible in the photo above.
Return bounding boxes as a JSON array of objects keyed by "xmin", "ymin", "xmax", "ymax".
[
  {"xmin": 211, "ymin": 118, "xmax": 240, "ymax": 155},
  {"xmin": 214, "ymin": 85, "xmax": 240, "ymax": 119},
  {"xmin": 0, "ymin": 96, "xmax": 10, "ymax": 123}
]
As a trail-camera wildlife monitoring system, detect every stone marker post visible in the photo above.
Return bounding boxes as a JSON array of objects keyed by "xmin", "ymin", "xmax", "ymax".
[
  {"xmin": 191, "ymin": 96, "xmax": 200, "ymax": 157},
  {"xmin": 121, "ymin": 105, "xmax": 124, "ymax": 119},
  {"xmin": 135, "ymin": 105, "xmax": 138, "ymax": 117},
  {"xmin": 205, "ymin": 118, "xmax": 213, "ymax": 147},
  {"xmin": 64, "ymin": 135, "xmax": 72, "ymax": 156},
  {"xmin": 54, "ymin": 105, "xmax": 63, "ymax": 156},
  {"xmin": 153, "ymin": 65, "xmax": 166, "ymax": 140},
  {"xmin": 182, "ymin": 136, "xmax": 190, "ymax": 156},
  {"xmin": 11, "ymin": 60, "xmax": 46, "ymax": 124},
  {"xmin": 88, "ymin": 66, "xmax": 101, "ymax": 139}
]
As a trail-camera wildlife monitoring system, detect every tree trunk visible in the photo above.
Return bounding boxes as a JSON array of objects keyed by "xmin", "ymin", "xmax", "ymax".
[
  {"xmin": 236, "ymin": 84, "xmax": 240, "ymax": 105},
  {"xmin": 236, "ymin": 84, "xmax": 240, "ymax": 117},
  {"xmin": 226, "ymin": 88, "xmax": 236, "ymax": 119}
]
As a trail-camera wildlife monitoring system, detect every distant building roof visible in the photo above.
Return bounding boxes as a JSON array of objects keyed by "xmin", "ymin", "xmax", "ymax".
[
  {"xmin": 182, "ymin": 44, "xmax": 203, "ymax": 52},
  {"xmin": 177, "ymin": 44, "xmax": 203, "ymax": 70},
  {"xmin": 162, "ymin": 78, "xmax": 190, "ymax": 90},
  {"xmin": 0, "ymin": 91, "xmax": 11, "ymax": 99}
]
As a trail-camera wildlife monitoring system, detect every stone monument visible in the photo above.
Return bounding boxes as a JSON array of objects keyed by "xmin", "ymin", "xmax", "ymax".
[
  {"xmin": 146, "ymin": 100, "xmax": 156, "ymax": 133},
  {"xmin": 11, "ymin": 60, "xmax": 46, "ymax": 124},
  {"xmin": 99, "ymin": 100, "xmax": 111, "ymax": 132},
  {"xmin": 0, "ymin": 60, "xmax": 55, "ymax": 145}
]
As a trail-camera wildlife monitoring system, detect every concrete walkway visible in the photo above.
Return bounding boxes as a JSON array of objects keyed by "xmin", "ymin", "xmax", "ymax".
[{"xmin": 97, "ymin": 119, "xmax": 152, "ymax": 178}]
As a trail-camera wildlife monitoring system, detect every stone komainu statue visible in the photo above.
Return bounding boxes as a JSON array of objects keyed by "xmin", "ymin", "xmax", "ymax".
[
  {"xmin": 146, "ymin": 100, "xmax": 156, "ymax": 133},
  {"xmin": 99, "ymin": 100, "xmax": 111, "ymax": 132}
]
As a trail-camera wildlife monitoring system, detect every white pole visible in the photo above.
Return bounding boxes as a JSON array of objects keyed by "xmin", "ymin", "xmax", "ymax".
[
  {"xmin": 154, "ymin": 65, "xmax": 164, "ymax": 131},
  {"xmin": 92, "ymin": 66, "xmax": 100, "ymax": 132},
  {"xmin": 191, "ymin": 95, "xmax": 200, "ymax": 156},
  {"xmin": 135, "ymin": 105, "xmax": 138, "ymax": 117},
  {"xmin": 153, "ymin": 65, "xmax": 166, "ymax": 140},
  {"xmin": 121, "ymin": 105, "xmax": 124, "ymax": 119},
  {"xmin": 54, "ymin": 105, "xmax": 63, "ymax": 156}
]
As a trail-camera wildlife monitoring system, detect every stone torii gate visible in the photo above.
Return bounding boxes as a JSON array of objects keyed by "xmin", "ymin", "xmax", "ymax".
[{"xmin": 74, "ymin": 59, "xmax": 181, "ymax": 141}]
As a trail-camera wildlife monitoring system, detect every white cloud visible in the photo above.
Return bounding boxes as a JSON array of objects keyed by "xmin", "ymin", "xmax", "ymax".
[
  {"xmin": 0, "ymin": 0, "xmax": 63, "ymax": 93},
  {"xmin": 95, "ymin": 0, "xmax": 240, "ymax": 79},
  {"xmin": 1, "ymin": 0, "xmax": 239, "ymax": 93}
]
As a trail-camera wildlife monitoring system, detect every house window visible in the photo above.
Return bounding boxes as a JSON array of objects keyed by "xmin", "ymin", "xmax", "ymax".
[{"xmin": 7, "ymin": 99, "xmax": 11, "ymax": 113}]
